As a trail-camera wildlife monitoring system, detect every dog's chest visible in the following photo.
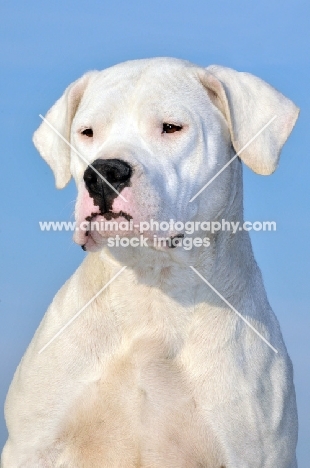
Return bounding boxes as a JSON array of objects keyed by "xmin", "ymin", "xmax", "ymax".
[
  {"xmin": 58, "ymin": 286, "xmax": 223, "ymax": 466},
  {"xmin": 61, "ymin": 344, "xmax": 220, "ymax": 467}
]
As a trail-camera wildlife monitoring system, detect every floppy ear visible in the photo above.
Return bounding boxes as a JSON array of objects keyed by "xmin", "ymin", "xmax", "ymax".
[
  {"xmin": 33, "ymin": 71, "xmax": 97, "ymax": 188},
  {"xmin": 200, "ymin": 65, "xmax": 299, "ymax": 175}
]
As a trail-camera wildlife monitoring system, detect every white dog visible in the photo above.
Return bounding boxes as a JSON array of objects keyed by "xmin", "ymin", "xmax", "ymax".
[{"xmin": 2, "ymin": 58, "xmax": 299, "ymax": 467}]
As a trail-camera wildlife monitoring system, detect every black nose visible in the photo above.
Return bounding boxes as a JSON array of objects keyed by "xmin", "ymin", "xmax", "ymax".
[{"xmin": 83, "ymin": 159, "xmax": 132, "ymax": 212}]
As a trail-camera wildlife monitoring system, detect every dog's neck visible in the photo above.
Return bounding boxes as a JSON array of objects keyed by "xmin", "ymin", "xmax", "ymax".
[{"xmin": 99, "ymin": 178, "xmax": 261, "ymax": 308}]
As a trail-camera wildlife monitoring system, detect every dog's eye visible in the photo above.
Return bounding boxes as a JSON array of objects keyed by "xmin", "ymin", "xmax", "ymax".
[
  {"xmin": 81, "ymin": 128, "xmax": 93, "ymax": 137},
  {"xmin": 162, "ymin": 123, "xmax": 183, "ymax": 134}
]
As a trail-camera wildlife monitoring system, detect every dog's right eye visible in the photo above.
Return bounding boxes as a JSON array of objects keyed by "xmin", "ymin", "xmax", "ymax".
[{"xmin": 81, "ymin": 128, "xmax": 93, "ymax": 137}]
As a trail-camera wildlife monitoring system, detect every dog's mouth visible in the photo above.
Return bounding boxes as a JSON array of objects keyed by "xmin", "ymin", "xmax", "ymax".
[
  {"xmin": 75, "ymin": 186, "xmax": 186, "ymax": 252},
  {"xmin": 79, "ymin": 212, "xmax": 186, "ymax": 252},
  {"xmin": 81, "ymin": 210, "xmax": 133, "ymax": 251},
  {"xmin": 85, "ymin": 210, "xmax": 132, "ymax": 224}
]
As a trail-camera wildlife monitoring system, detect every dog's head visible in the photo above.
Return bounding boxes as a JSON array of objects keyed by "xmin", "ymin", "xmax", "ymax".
[{"xmin": 33, "ymin": 58, "xmax": 298, "ymax": 253}]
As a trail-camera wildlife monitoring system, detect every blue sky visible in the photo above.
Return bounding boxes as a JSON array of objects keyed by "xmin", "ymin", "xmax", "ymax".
[{"xmin": 1, "ymin": 0, "xmax": 309, "ymax": 464}]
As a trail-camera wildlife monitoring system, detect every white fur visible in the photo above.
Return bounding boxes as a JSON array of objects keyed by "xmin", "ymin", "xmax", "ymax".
[{"xmin": 1, "ymin": 58, "xmax": 299, "ymax": 467}]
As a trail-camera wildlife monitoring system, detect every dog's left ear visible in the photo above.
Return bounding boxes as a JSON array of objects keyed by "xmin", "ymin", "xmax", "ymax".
[
  {"xmin": 33, "ymin": 71, "xmax": 97, "ymax": 188},
  {"xmin": 200, "ymin": 65, "xmax": 299, "ymax": 175}
]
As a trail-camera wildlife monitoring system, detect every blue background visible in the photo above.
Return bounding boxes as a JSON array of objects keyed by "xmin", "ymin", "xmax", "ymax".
[{"xmin": 1, "ymin": 1, "xmax": 309, "ymax": 464}]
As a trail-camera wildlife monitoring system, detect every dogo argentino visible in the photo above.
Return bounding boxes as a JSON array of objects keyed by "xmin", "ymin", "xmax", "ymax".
[{"xmin": 2, "ymin": 58, "xmax": 299, "ymax": 467}]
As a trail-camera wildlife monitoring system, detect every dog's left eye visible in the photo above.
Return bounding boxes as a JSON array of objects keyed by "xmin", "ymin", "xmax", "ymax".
[
  {"xmin": 81, "ymin": 128, "xmax": 93, "ymax": 137},
  {"xmin": 162, "ymin": 123, "xmax": 183, "ymax": 134}
]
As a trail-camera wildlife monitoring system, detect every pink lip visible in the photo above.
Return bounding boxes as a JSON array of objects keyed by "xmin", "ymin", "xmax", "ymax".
[
  {"xmin": 74, "ymin": 184, "xmax": 138, "ymax": 251},
  {"xmin": 81, "ymin": 233, "xmax": 97, "ymax": 251},
  {"xmin": 74, "ymin": 211, "xmax": 134, "ymax": 251}
]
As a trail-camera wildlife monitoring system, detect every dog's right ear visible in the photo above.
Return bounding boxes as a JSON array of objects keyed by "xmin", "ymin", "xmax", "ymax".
[{"xmin": 33, "ymin": 71, "xmax": 97, "ymax": 189}]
